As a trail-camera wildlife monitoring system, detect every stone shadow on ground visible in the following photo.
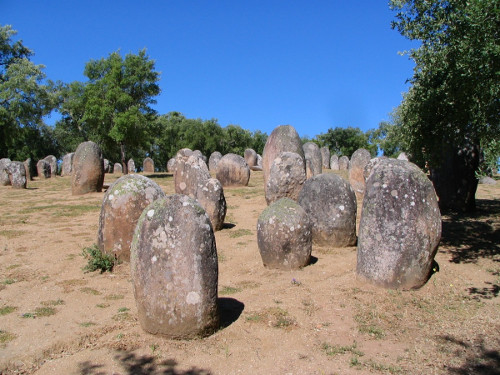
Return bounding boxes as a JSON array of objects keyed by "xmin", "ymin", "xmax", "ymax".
[
  {"xmin": 144, "ymin": 174, "xmax": 173, "ymax": 179},
  {"xmin": 440, "ymin": 199, "xmax": 500, "ymax": 264},
  {"xmin": 218, "ymin": 297, "xmax": 244, "ymax": 329}
]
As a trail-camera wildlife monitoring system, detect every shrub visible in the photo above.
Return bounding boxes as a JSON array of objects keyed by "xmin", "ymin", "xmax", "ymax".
[{"xmin": 82, "ymin": 244, "xmax": 115, "ymax": 273}]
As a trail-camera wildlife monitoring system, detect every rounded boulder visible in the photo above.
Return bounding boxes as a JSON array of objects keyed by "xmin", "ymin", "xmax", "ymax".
[
  {"xmin": 265, "ymin": 151, "xmax": 306, "ymax": 205},
  {"xmin": 216, "ymin": 153, "xmax": 250, "ymax": 187}
]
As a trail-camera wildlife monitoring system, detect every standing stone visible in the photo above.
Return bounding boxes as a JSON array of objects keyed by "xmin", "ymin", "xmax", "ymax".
[
  {"xmin": 256, "ymin": 154, "xmax": 263, "ymax": 168},
  {"xmin": 320, "ymin": 147, "xmax": 330, "ymax": 169},
  {"xmin": 298, "ymin": 173, "xmax": 357, "ymax": 247},
  {"xmin": 174, "ymin": 154, "xmax": 211, "ymax": 196},
  {"xmin": 357, "ymin": 159, "xmax": 441, "ymax": 290},
  {"xmin": 114, "ymin": 163, "xmax": 123, "ymax": 174},
  {"xmin": 208, "ymin": 152, "xmax": 222, "ymax": 172},
  {"xmin": 196, "ymin": 178, "xmax": 227, "ymax": 231},
  {"xmin": 192, "ymin": 150, "xmax": 207, "ymax": 164},
  {"xmin": 127, "ymin": 159, "xmax": 136, "ymax": 173},
  {"xmin": 216, "ymin": 153, "xmax": 250, "ymax": 187},
  {"xmin": 103, "ymin": 159, "xmax": 111, "ymax": 173},
  {"xmin": 177, "ymin": 148, "xmax": 193, "ymax": 158},
  {"xmin": 339, "ymin": 156, "xmax": 349, "ymax": 170},
  {"xmin": 363, "ymin": 157, "xmax": 387, "ymax": 182},
  {"xmin": 265, "ymin": 152, "xmax": 306, "ymax": 205},
  {"xmin": 262, "ymin": 125, "xmax": 304, "ymax": 190},
  {"xmin": 257, "ymin": 198, "xmax": 312, "ymax": 270},
  {"xmin": 44, "ymin": 155, "xmax": 57, "ymax": 177},
  {"xmin": 349, "ymin": 148, "xmax": 372, "ymax": 200},
  {"xmin": 167, "ymin": 158, "xmax": 176, "ymax": 173},
  {"xmin": 397, "ymin": 152, "xmax": 409, "ymax": 161},
  {"xmin": 72, "ymin": 141, "xmax": 104, "ymax": 195},
  {"xmin": 131, "ymin": 195, "xmax": 219, "ymax": 339},
  {"xmin": 143, "ymin": 157, "xmax": 154, "ymax": 173},
  {"xmin": 0, "ymin": 158, "xmax": 11, "ymax": 186},
  {"xmin": 6, "ymin": 161, "xmax": 27, "ymax": 189},
  {"xmin": 302, "ymin": 142, "xmax": 322, "ymax": 178},
  {"xmin": 24, "ymin": 158, "xmax": 33, "ymax": 181},
  {"xmin": 244, "ymin": 149, "xmax": 258, "ymax": 168},
  {"xmin": 36, "ymin": 159, "xmax": 51, "ymax": 179},
  {"xmin": 98, "ymin": 174, "xmax": 165, "ymax": 262},
  {"xmin": 330, "ymin": 155, "xmax": 339, "ymax": 170},
  {"xmin": 61, "ymin": 153, "xmax": 74, "ymax": 177}
]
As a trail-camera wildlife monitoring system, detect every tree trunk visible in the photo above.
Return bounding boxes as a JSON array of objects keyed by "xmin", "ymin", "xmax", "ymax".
[
  {"xmin": 121, "ymin": 143, "xmax": 128, "ymax": 175},
  {"xmin": 429, "ymin": 140, "xmax": 479, "ymax": 213}
]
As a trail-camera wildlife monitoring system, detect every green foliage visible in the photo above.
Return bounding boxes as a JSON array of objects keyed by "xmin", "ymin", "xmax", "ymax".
[
  {"xmin": 82, "ymin": 244, "xmax": 115, "ymax": 273},
  {"xmin": 318, "ymin": 126, "xmax": 376, "ymax": 157},
  {"xmin": 478, "ymin": 139, "xmax": 500, "ymax": 177},
  {"xmin": 367, "ymin": 120, "xmax": 405, "ymax": 158},
  {"xmin": 0, "ymin": 25, "xmax": 59, "ymax": 160},
  {"xmin": 390, "ymin": 0, "xmax": 500, "ymax": 168}
]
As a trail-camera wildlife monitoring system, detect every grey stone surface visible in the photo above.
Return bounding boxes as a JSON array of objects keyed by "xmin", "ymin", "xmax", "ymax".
[
  {"xmin": 114, "ymin": 163, "xmax": 123, "ymax": 174},
  {"xmin": 349, "ymin": 148, "xmax": 372, "ymax": 200},
  {"xmin": 244, "ymin": 149, "xmax": 258, "ymax": 168},
  {"xmin": 127, "ymin": 159, "xmax": 136, "ymax": 173},
  {"xmin": 330, "ymin": 154, "xmax": 339, "ymax": 170},
  {"xmin": 61, "ymin": 153, "xmax": 74, "ymax": 177},
  {"xmin": 143, "ymin": 157, "xmax": 154, "ymax": 173},
  {"xmin": 131, "ymin": 194, "xmax": 219, "ymax": 339},
  {"xmin": 302, "ymin": 142, "xmax": 322, "ymax": 178},
  {"xmin": 320, "ymin": 147, "xmax": 330, "ymax": 169},
  {"xmin": 208, "ymin": 152, "xmax": 222, "ymax": 172},
  {"xmin": 44, "ymin": 155, "xmax": 57, "ymax": 177},
  {"xmin": 357, "ymin": 159, "xmax": 441, "ymax": 290},
  {"xmin": 257, "ymin": 198, "xmax": 312, "ymax": 270},
  {"xmin": 339, "ymin": 156, "xmax": 349, "ymax": 170},
  {"xmin": 167, "ymin": 158, "xmax": 176, "ymax": 173},
  {"xmin": 265, "ymin": 151, "xmax": 306, "ymax": 205},
  {"xmin": 216, "ymin": 153, "xmax": 250, "ymax": 187},
  {"xmin": 36, "ymin": 159, "xmax": 51, "ymax": 179},
  {"xmin": 479, "ymin": 176, "xmax": 497, "ymax": 185},
  {"xmin": 0, "ymin": 158, "xmax": 11, "ymax": 186},
  {"xmin": 7, "ymin": 161, "xmax": 27, "ymax": 189},
  {"xmin": 71, "ymin": 141, "xmax": 104, "ymax": 195}
]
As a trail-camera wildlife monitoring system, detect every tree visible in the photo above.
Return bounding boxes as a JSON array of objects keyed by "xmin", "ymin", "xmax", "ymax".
[
  {"xmin": 81, "ymin": 49, "xmax": 160, "ymax": 173},
  {"xmin": 0, "ymin": 25, "xmax": 58, "ymax": 161},
  {"xmin": 390, "ymin": 0, "xmax": 500, "ymax": 211},
  {"xmin": 367, "ymin": 120, "xmax": 405, "ymax": 158},
  {"xmin": 318, "ymin": 126, "xmax": 376, "ymax": 157}
]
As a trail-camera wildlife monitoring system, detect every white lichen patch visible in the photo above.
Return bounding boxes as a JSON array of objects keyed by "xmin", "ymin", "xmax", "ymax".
[
  {"xmin": 186, "ymin": 291, "xmax": 200, "ymax": 305},
  {"xmin": 147, "ymin": 209, "xmax": 155, "ymax": 218}
]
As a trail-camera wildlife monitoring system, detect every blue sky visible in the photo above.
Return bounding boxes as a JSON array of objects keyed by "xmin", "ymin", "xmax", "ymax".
[{"xmin": 3, "ymin": 0, "xmax": 416, "ymax": 138}]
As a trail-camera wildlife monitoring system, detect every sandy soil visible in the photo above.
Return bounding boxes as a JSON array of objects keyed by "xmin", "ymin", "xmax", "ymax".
[{"xmin": 0, "ymin": 170, "xmax": 499, "ymax": 375}]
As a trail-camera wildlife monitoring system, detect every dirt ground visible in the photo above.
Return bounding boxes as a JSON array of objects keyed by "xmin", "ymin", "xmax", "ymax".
[{"xmin": 0, "ymin": 169, "xmax": 499, "ymax": 375}]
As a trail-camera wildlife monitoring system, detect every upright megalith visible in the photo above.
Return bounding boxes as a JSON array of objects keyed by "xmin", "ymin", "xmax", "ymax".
[
  {"xmin": 265, "ymin": 152, "xmax": 306, "ymax": 205},
  {"xmin": 71, "ymin": 141, "xmax": 104, "ymax": 195},
  {"xmin": 330, "ymin": 154, "xmax": 339, "ymax": 170},
  {"xmin": 357, "ymin": 159, "xmax": 441, "ymax": 290},
  {"xmin": 208, "ymin": 152, "xmax": 222, "ymax": 172},
  {"xmin": 244, "ymin": 149, "xmax": 258, "ymax": 168},
  {"xmin": 143, "ymin": 157, "xmax": 154, "ymax": 173},
  {"xmin": 257, "ymin": 198, "xmax": 312, "ymax": 270},
  {"xmin": 216, "ymin": 153, "xmax": 250, "ymax": 187},
  {"xmin": 36, "ymin": 159, "xmax": 51, "ymax": 179},
  {"xmin": 262, "ymin": 125, "xmax": 304, "ymax": 189},
  {"xmin": 397, "ymin": 152, "xmax": 409, "ymax": 161},
  {"xmin": 302, "ymin": 142, "xmax": 322, "ymax": 178},
  {"xmin": 166, "ymin": 158, "xmax": 176, "ymax": 173},
  {"xmin": 127, "ymin": 159, "xmax": 136, "ymax": 173},
  {"xmin": 298, "ymin": 173, "xmax": 357, "ymax": 247},
  {"xmin": 339, "ymin": 156, "xmax": 349, "ymax": 170},
  {"xmin": 0, "ymin": 158, "xmax": 11, "ymax": 186},
  {"xmin": 131, "ymin": 194, "xmax": 219, "ymax": 339},
  {"xmin": 6, "ymin": 161, "xmax": 27, "ymax": 189},
  {"xmin": 193, "ymin": 150, "xmax": 207, "ymax": 164},
  {"xmin": 24, "ymin": 158, "xmax": 33, "ymax": 181},
  {"xmin": 320, "ymin": 147, "xmax": 330, "ymax": 169},
  {"xmin": 349, "ymin": 148, "xmax": 372, "ymax": 200},
  {"xmin": 103, "ymin": 159, "xmax": 111, "ymax": 173},
  {"xmin": 98, "ymin": 174, "xmax": 165, "ymax": 262},
  {"xmin": 114, "ymin": 163, "xmax": 123, "ymax": 174},
  {"xmin": 44, "ymin": 155, "xmax": 57, "ymax": 177},
  {"xmin": 196, "ymin": 178, "xmax": 227, "ymax": 231},
  {"xmin": 61, "ymin": 153, "xmax": 74, "ymax": 177}
]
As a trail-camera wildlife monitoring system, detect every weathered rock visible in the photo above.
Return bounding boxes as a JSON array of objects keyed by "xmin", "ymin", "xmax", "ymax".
[
  {"xmin": 397, "ymin": 152, "xmax": 409, "ymax": 161},
  {"xmin": 131, "ymin": 194, "xmax": 219, "ymax": 339},
  {"xmin": 61, "ymin": 153, "xmax": 74, "ymax": 177},
  {"xmin": 363, "ymin": 157, "xmax": 387, "ymax": 182},
  {"xmin": 320, "ymin": 147, "xmax": 330, "ymax": 169},
  {"xmin": 192, "ymin": 150, "xmax": 207, "ymax": 164},
  {"xmin": 349, "ymin": 148, "xmax": 372, "ymax": 200},
  {"xmin": 166, "ymin": 158, "xmax": 176, "ymax": 173},
  {"xmin": 208, "ymin": 152, "xmax": 222, "ymax": 172},
  {"xmin": 143, "ymin": 157, "xmax": 154, "ymax": 173},
  {"xmin": 36, "ymin": 159, "xmax": 51, "ymax": 179},
  {"xmin": 479, "ymin": 176, "xmax": 497, "ymax": 185},
  {"xmin": 103, "ymin": 159, "xmax": 110, "ymax": 173},
  {"xmin": 257, "ymin": 154, "xmax": 263, "ymax": 167},
  {"xmin": 98, "ymin": 174, "xmax": 165, "ymax": 262},
  {"xmin": 330, "ymin": 154, "xmax": 339, "ymax": 170},
  {"xmin": 357, "ymin": 159, "xmax": 441, "ymax": 289},
  {"xmin": 298, "ymin": 173, "xmax": 357, "ymax": 247},
  {"xmin": 114, "ymin": 163, "xmax": 123, "ymax": 174},
  {"xmin": 71, "ymin": 141, "xmax": 104, "ymax": 195},
  {"xmin": 24, "ymin": 158, "xmax": 33, "ymax": 181},
  {"xmin": 44, "ymin": 155, "xmax": 57, "ymax": 177},
  {"xmin": 0, "ymin": 158, "xmax": 11, "ymax": 186},
  {"xmin": 6, "ymin": 161, "xmax": 27, "ymax": 189},
  {"xmin": 244, "ymin": 149, "xmax": 258, "ymax": 168},
  {"xmin": 257, "ymin": 198, "xmax": 312, "ymax": 270},
  {"xmin": 339, "ymin": 156, "xmax": 349, "ymax": 170},
  {"xmin": 302, "ymin": 142, "xmax": 322, "ymax": 178},
  {"xmin": 174, "ymin": 155, "xmax": 211, "ymax": 196},
  {"xmin": 127, "ymin": 159, "xmax": 136, "ymax": 173},
  {"xmin": 196, "ymin": 178, "xmax": 227, "ymax": 231},
  {"xmin": 265, "ymin": 152, "xmax": 306, "ymax": 205},
  {"xmin": 216, "ymin": 153, "xmax": 250, "ymax": 187},
  {"xmin": 262, "ymin": 125, "xmax": 304, "ymax": 190},
  {"xmin": 177, "ymin": 148, "xmax": 193, "ymax": 158}
]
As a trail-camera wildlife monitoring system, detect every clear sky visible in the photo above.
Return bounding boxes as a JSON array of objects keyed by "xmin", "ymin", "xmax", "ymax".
[{"xmin": 3, "ymin": 0, "xmax": 416, "ymax": 138}]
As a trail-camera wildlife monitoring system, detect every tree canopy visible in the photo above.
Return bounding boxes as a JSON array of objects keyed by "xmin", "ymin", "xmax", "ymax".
[{"xmin": 318, "ymin": 126, "xmax": 377, "ymax": 157}]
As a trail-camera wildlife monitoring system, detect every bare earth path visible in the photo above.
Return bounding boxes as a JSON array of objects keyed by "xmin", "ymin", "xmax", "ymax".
[{"xmin": 0, "ymin": 170, "xmax": 499, "ymax": 374}]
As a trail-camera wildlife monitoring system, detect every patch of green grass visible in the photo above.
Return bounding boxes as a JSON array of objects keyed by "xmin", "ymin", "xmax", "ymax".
[
  {"xmin": 364, "ymin": 359, "xmax": 402, "ymax": 374},
  {"xmin": 6, "ymin": 264, "xmax": 21, "ymax": 270},
  {"xmin": 321, "ymin": 342, "xmax": 364, "ymax": 357},
  {"xmin": 21, "ymin": 312, "xmax": 36, "ymax": 319},
  {"xmin": 0, "ymin": 330, "xmax": 16, "ymax": 346},
  {"xmin": 41, "ymin": 299, "xmax": 65, "ymax": 306},
  {"xmin": 358, "ymin": 324, "xmax": 385, "ymax": 339},
  {"xmin": 80, "ymin": 322, "xmax": 97, "ymax": 327},
  {"xmin": 112, "ymin": 312, "xmax": 133, "ymax": 322},
  {"xmin": 34, "ymin": 307, "xmax": 57, "ymax": 317},
  {"xmin": 21, "ymin": 204, "xmax": 100, "ymax": 217},
  {"xmin": 80, "ymin": 287, "xmax": 101, "ymax": 295},
  {"xmin": 2, "ymin": 279, "xmax": 16, "ymax": 285},
  {"xmin": 0, "ymin": 230, "xmax": 24, "ymax": 239},
  {"xmin": 105, "ymin": 294, "xmax": 124, "ymax": 301},
  {"xmin": 219, "ymin": 286, "xmax": 242, "ymax": 295},
  {"xmin": 82, "ymin": 244, "xmax": 115, "ymax": 273},
  {"xmin": 0, "ymin": 306, "xmax": 17, "ymax": 316},
  {"xmin": 118, "ymin": 307, "xmax": 130, "ymax": 313},
  {"xmin": 96, "ymin": 303, "xmax": 110, "ymax": 308},
  {"xmin": 245, "ymin": 313, "xmax": 262, "ymax": 322},
  {"xmin": 229, "ymin": 228, "xmax": 252, "ymax": 238}
]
